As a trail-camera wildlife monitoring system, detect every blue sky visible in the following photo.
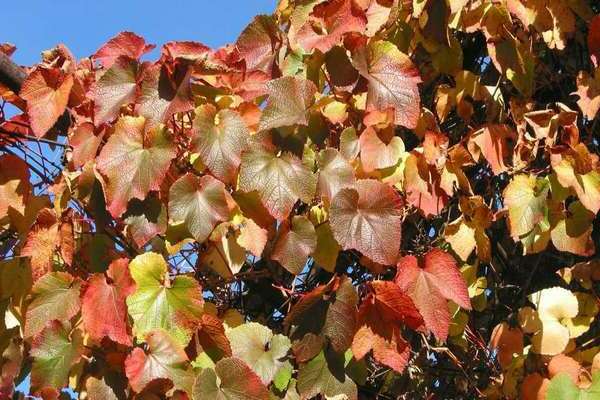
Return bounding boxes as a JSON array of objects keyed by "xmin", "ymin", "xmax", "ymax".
[{"xmin": 4, "ymin": 0, "xmax": 277, "ymax": 66}]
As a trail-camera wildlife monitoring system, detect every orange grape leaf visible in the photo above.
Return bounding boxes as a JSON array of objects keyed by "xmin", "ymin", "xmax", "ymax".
[
  {"xmin": 125, "ymin": 329, "xmax": 194, "ymax": 395},
  {"xmin": 352, "ymin": 40, "xmax": 421, "ymax": 129},
  {"xmin": 20, "ymin": 67, "xmax": 73, "ymax": 137},
  {"xmin": 285, "ymin": 276, "xmax": 358, "ymax": 353},
  {"xmin": 191, "ymin": 104, "xmax": 249, "ymax": 184},
  {"xmin": 294, "ymin": 0, "xmax": 367, "ymax": 53},
  {"xmin": 359, "ymin": 127, "xmax": 405, "ymax": 172},
  {"xmin": 137, "ymin": 62, "xmax": 194, "ymax": 130},
  {"xmin": 238, "ymin": 145, "xmax": 316, "ymax": 220},
  {"xmin": 92, "ymin": 31, "xmax": 155, "ymax": 68},
  {"xmin": 467, "ymin": 124, "xmax": 515, "ymax": 175},
  {"xmin": 82, "ymin": 258, "xmax": 135, "ymax": 346},
  {"xmin": 235, "ymin": 15, "xmax": 282, "ymax": 74},
  {"xmin": 168, "ymin": 173, "xmax": 235, "ymax": 243},
  {"xmin": 258, "ymin": 76, "xmax": 317, "ymax": 131},
  {"xmin": 96, "ymin": 116, "xmax": 176, "ymax": 218},
  {"xmin": 395, "ymin": 249, "xmax": 471, "ymax": 341},
  {"xmin": 92, "ymin": 56, "xmax": 139, "ymax": 125}
]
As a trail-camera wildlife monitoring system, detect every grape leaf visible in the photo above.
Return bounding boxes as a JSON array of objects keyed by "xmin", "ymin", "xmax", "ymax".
[
  {"xmin": 225, "ymin": 322, "xmax": 291, "ymax": 385},
  {"xmin": 359, "ymin": 127, "xmax": 405, "ymax": 172},
  {"xmin": 258, "ymin": 76, "xmax": 317, "ymax": 131},
  {"xmin": 82, "ymin": 258, "xmax": 135, "ymax": 345},
  {"xmin": 503, "ymin": 174, "xmax": 550, "ymax": 238},
  {"xmin": 30, "ymin": 321, "xmax": 83, "ymax": 395},
  {"xmin": 92, "ymin": 31, "xmax": 155, "ymax": 68},
  {"xmin": 352, "ymin": 281, "xmax": 420, "ymax": 372},
  {"xmin": 467, "ymin": 124, "xmax": 515, "ymax": 175},
  {"xmin": 191, "ymin": 104, "xmax": 249, "ymax": 184},
  {"xmin": 294, "ymin": 0, "xmax": 366, "ymax": 53},
  {"xmin": 352, "ymin": 40, "xmax": 421, "ymax": 129},
  {"xmin": 551, "ymin": 144, "xmax": 600, "ymax": 214},
  {"xmin": 0, "ymin": 154, "xmax": 30, "ymax": 221},
  {"xmin": 316, "ymin": 148, "xmax": 355, "ymax": 202},
  {"xmin": 168, "ymin": 173, "xmax": 235, "ymax": 243},
  {"xmin": 329, "ymin": 179, "xmax": 403, "ymax": 265},
  {"xmin": 137, "ymin": 62, "xmax": 194, "ymax": 130},
  {"xmin": 285, "ymin": 276, "xmax": 358, "ymax": 353},
  {"xmin": 20, "ymin": 67, "xmax": 73, "ymax": 137},
  {"xmin": 238, "ymin": 145, "xmax": 316, "ymax": 220},
  {"xmin": 125, "ymin": 329, "xmax": 194, "ymax": 394},
  {"xmin": 297, "ymin": 349, "xmax": 357, "ymax": 400},
  {"xmin": 192, "ymin": 357, "xmax": 269, "ymax": 400},
  {"xmin": 92, "ymin": 56, "xmax": 139, "ymax": 125},
  {"xmin": 272, "ymin": 215, "xmax": 317, "ymax": 274},
  {"xmin": 403, "ymin": 151, "xmax": 449, "ymax": 217},
  {"xmin": 126, "ymin": 252, "xmax": 204, "ymax": 346},
  {"xmin": 546, "ymin": 372, "xmax": 600, "ymax": 400},
  {"xmin": 24, "ymin": 272, "xmax": 82, "ymax": 338},
  {"xmin": 85, "ymin": 377, "xmax": 118, "ymax": 400},
  {"xmin": 96, "ymin": 116, "xmax": 176, "ymax": 218},
  {"xmin": 395, "ymin": 249, "xmax": 471, "ymax": 341},
  {"xmin": 235, "ymin": 15, "xmax": 281, "ymax": 74}
]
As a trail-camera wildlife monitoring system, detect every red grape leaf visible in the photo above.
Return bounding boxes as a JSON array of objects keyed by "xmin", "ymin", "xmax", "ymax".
[
  {"xmin": 329, "ymin": 179, "xmax": 403, "ymax": 265},
  {"xmin": 30, "ymin": 321, "xmax": 83, "ymax": 395},
  {"xmin": 92, "ymin": 31, "xmax": 155, "ymax": 68},
  {"xmin": 24, "ymin": 272, "xmax": 82, "ymax": 339},
  {"xmin": 238, "ymin": 145, "xmax": 316, "ymax": 220},
  {"xmin": 272, "ymin": 215, "xmax": 317, "ymax": 274},
  {"xmin": 352, "ymin": 281, "xmax": 412, "ymax": 372},
  {"xmin": 20, "ymin": 67, "xmax": 73, "ymax": 137},
  {"xmin": 395, "ymin": 249, "xmax": 471, "ymax": 341},
  {"xmin": 137, "ymin": 62, "xmax": 194, "ymax": 130},
  {"xmin": 82, "ymin": 258, "xmax": 135, "ymax": 346},
  {"xmin": 294, "ymin": 0, "xmax": 366, "ymax": 53},
  {"xmin": 258, "ymin": 76, "xmax": 317, "ymax": 131},
  {"xmin": 352, "ymin": 284, "xmax": 413, "ymax": 372},
  {"xmin": 196, "ymin": 313, "xmax": 232, "ymax": 357},
  {"xmin": 193, "ymin": 357, "xmax": 269, "ymax": 400},
  {"xmin": 161, "ymin": 41, "xmax": 210, "ymax": 61},
  {"xmin": 235, "ymin": 15, "xmax": 282, "ymax": 74},
  {"xmin": 191, "ymin": 104, "xmax": 249, "ymax": 184},
  {"xmin": 125, "ymin": 329, "xmax": 194, "ymax": 395},
  {"xmin": 168, "ymin": 173, "xmax": 235, "ymax": 243},
  {"xmin": 352, "ymin": 40, "xmax": 421, "ymax": 129},
  {"xmin": 92, "ymin": 56, "xmax": 139, "ymax": 125},
  {"xmin": 96, "ymin": 116, "xmax": 176, "ymax": 218}
]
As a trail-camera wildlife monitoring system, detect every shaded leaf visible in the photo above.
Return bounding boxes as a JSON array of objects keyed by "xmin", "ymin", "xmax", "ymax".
[{"xmin": 330, "ymin": 179, "xmax": 403, "ymax": 265}]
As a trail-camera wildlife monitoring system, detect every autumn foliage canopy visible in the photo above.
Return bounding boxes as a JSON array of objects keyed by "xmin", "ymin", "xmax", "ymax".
[{"xmin": 1, "ymin": 0, "xmax": 600, "ymax": 399}]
